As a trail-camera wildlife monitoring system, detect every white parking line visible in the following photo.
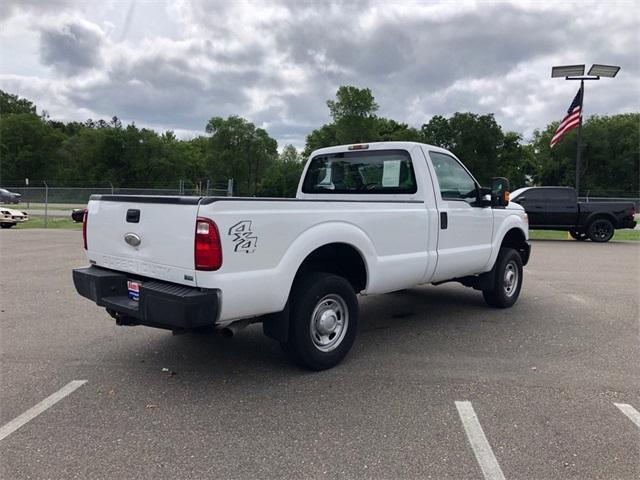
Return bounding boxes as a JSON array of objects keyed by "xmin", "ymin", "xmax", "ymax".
[
  {"xmin": 455, "ymin": 401, "xmax": 506, "ymax": 480},
  {"xmin": 0, "ymin": 380, "xmax": 87, "ymax": 442},
  {"xmin": 614, "ymin": 403, "xmax": 640, "ymax": 428},
  {"xmin": 567, "ymin": 293, "xmax": 587, "ymax": 304}
]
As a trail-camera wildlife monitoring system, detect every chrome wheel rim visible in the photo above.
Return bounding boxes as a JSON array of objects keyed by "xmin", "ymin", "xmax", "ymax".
[
  {"xmin": 310, "ymin": 294, "xmax": 349, "ymax": 352},
  {"xmin": 503, "ymin": 261, "xmax": 518, "ymax": 297}
]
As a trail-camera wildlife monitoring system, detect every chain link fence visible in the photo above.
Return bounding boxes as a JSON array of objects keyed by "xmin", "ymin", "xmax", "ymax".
[
  {"xmin": 7, "ymin": 180, "xmax": 233, "ymax": 204},
  {"xmin": 1, "ymin": 179, "xmax": 233, "ymax": 227}
]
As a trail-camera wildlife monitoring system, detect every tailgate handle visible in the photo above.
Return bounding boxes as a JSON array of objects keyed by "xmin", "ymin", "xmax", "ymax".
[{"xmin": 126, "ymin": 209, "xmax": 140, "ymax": 223}]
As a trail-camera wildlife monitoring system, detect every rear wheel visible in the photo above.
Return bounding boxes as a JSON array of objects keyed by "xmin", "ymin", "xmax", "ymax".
[
  {"xmin": 587, "ymin": 218, "xmax": 614, "ymax": 242},
  {"xmin": 281, "ymin": 272, "xmax": 358, "ymax": 370},
  {"xmin": 482, "ymin": 248, "xmax": 523, "ymax": 308}
]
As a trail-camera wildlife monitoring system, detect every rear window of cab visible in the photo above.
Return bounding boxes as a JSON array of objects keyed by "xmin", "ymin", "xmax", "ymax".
[{"xmin": 302, "ymin": 150, "xmax": 417, "ymax": 194}]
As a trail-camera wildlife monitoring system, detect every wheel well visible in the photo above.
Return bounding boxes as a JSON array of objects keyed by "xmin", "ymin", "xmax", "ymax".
[
  {"xmin": 586, "ymin": 213, "xmax": 617, "ymax": 228},
  {"xmin": 294, "ymin": 243, "xmax": 367, "ymax": 293},
  {"xmin": 501, "ymin": 228, "xmax": 530, "ymax": 265}
]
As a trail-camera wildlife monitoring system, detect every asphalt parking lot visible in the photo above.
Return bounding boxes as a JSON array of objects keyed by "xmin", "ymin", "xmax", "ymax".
[{"xmin": 1, "ymin": 229, "xmax": 638, "ymax": 479}]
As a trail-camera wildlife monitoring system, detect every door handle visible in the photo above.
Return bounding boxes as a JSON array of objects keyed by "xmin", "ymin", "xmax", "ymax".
[{"xmin": 440, "ymin": 212, "xmax": 448, "ymax": 229}]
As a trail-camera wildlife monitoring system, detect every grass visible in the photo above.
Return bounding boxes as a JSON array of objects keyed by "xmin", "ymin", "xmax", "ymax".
[
  {"xmin": 10, "ymin": 203, "xmax": 85, "ymax": 211},
  {"xmin": 530, "ymin": 229, "xmax": 640, "ymax": 241},
  {"xmin": 13, "ymin": 215, "xmax": 82, "ymax": 230}
]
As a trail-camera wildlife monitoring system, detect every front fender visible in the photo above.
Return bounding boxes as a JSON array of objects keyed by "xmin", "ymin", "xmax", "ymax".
[{"xmin": 485, "ymin": 214, "xmax": 529, "ymax": 271}]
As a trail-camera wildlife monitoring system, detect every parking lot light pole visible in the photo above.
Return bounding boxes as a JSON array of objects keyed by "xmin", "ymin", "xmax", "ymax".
[{"xmin": 551, "ymin": 64, "xmax": 620, "ymax": 196}]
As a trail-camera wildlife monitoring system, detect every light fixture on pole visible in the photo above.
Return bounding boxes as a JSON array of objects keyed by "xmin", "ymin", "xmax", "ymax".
[{"xmin": 550, "ymin": 63, "xmax": 620, "ymax": 196}]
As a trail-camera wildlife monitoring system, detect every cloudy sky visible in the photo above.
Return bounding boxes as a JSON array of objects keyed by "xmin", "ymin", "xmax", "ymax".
[{"xmin": 0, "ymin": 0, "xmax": 638, "ymax": 148}]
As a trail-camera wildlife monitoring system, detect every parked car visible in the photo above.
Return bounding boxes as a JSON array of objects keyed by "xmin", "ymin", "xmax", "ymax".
[
  {"xmin": 1, "ymin": 208, "xmax": 29, "ymax": 228},
  {"xmin": 0, "ymin": 188, "xmax": 21, "ymax": 204},
  {"xmin": 510, "ymin": 186, "xmax": 636, "ymax": 242},
  {"xmin": 73, "ymin": 141, "xmax": 530, "ymax": 370},
  {"xmin": 71, "ymin": 208, "xmax": 86, "ymax": 223}
]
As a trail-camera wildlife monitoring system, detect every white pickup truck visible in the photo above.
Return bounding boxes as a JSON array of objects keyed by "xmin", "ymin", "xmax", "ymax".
[{"xmin": 74, "ymin": 142, "xmax": 530, "ymax": 369}]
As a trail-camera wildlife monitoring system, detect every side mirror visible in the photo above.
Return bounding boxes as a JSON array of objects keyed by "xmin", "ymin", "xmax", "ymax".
[
  {"xmin": 479, "ymin": 187, "xmax": 492, "ymax": 207},
  {"xmin": 491, "ymin": 177, "xmax": 510, "ymax": 207}
]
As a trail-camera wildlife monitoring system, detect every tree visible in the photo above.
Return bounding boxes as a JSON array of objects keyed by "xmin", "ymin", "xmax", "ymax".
[
  {"xmin": 0, "ymin": 90, "xmax": 37, "ymax": 116},
  {"xmin": 328, "ymin": 85, "xmax": 380, "ymax": 145},
  {"xmin": 257, "ymin": 144, "xmax": 304, "ymax": 197},
  {"xmin": 304, "ymin": 85, "xmax": 381, "ymax": 156},
  {"xmin": 1, "ymin": 87, "xmax": 636, "ymax": 199},
  {"xmin": 327, "ymin": 86, "xmax": 379, "ymax": 121},
  {"xmin": 0, "ymin": 113, "xmax": 64, "ymax": 184},
  {"xmin": 421, "ymin": 113, "xmax": 505, "ymax": 185},
  {"xmin": 205, "ymin": 115, "xmax": 278, "ymax": 196},
  {"xmin": 303, "ymin": 123, "xmax": 338, "ymax": 158},
  {"xmin": 531, "ymin": 113, "xmax": 640, "ymax": 196},
  {"xmin": 420, "ymin": 115, "xmax": 453, "ymax": 149},
  {"xmin": 376, "ymin": 118, "xmax": 421, "ymax": 142},
  {"xmin": 498, "ymin": 132, "xmax": 537, "ymax": 189}
]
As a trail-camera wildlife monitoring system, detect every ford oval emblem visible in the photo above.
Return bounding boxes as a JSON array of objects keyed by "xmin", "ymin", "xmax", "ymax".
[{"xmin": 124, "ymin": 232, "xmax": 141, "ymax": 247}]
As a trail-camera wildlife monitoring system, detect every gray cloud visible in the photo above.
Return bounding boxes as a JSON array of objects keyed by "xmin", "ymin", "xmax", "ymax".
[
  {"xmin": 39, "ymin": 20, "xmax": 104, "ymax": 75},
  {"xmin": 1, "ymin": 0, "xmax": 637, "ymax": 148},
  {"xmin": 0, "ymin": 0, "xmax": 76, "ymax": 22}
]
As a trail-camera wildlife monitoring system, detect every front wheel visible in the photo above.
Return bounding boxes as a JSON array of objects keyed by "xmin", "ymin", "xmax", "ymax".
[
  {"xmin": 281, "ymin": 272, "xmax": 358, "ymax": 370},
  {"xmin": 587, "ymin": 218, "xmax": 614, "ymax": 242},
  {"xmin": 482, "ymin": 248, "xmax": 523, "ymax": 308},
  {"xmin": 569, "ymin": 230, "xmax": 588, "ymax": 241},
  {"xmin": 0, "ymin": 223, "xmax": 14, "ymax": 229}
]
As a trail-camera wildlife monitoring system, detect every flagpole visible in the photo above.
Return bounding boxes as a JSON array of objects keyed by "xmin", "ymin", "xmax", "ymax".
[
  {"xmin": 575, "ymin": 80, "xmax": 583, "ymax": 197},
  {"xmin": 553, "ymin": 64, "xmax": 621, "ymax": 196}
]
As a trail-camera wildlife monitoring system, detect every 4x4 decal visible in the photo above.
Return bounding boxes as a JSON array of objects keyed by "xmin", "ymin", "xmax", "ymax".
[{"xmin": 228, "ymin": 221, "xmax": 257, "ymax": 253}]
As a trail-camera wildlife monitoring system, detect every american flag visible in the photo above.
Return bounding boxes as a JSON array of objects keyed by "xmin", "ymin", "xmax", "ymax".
[{"xmin": 550, "ymin": 86, "xmax": 583, "ymax": 148}]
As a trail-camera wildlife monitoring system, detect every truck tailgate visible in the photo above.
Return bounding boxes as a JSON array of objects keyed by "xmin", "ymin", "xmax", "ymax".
[{"xmin": 85, "ymin": 196, "xmax": 200, "ymax": 286}]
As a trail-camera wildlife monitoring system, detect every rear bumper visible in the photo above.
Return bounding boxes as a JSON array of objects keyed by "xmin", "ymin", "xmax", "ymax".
[
  {"xmin": 620, "ymin": 219, "xmax": 637, "ymax": 229},
  {"xmin": 73, "ymin": 266, "xmax": 219, "ymax": 331}
]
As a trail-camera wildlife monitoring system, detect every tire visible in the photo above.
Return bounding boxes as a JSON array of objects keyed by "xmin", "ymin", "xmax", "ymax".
[
  {"xmin": 587, "ymin": 218, "xmax": 614, "ymax": 242},
  {"xmin": 281, "ymin": 272, "xmax": 358, "ymax": 370},
  {"xmin": 0, "ymin": 223, "xmax": 14, "ymax": 229},
  {"xmin": 569, "ymin": 230, "xmax": 587, "ymax": 241},
  {"xmin": 482, "ymin": 248, "xmax": 523, "ymax": 308},
  {"xmin": 191, "ymin": 325, "xmax": 215, "ymax": 335}
]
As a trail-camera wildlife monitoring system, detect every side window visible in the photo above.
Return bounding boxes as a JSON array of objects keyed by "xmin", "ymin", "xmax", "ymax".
[
  {"xmin": 429, "ymin": 152, "xmax": 477, "ymax": 202},
  {"xmin": 524, "ymin": 190, "xmax": 546, "ymax": 201},
  {"xmin": 547, "ymin": 189, "xmax": 573, "ymax": 201}
]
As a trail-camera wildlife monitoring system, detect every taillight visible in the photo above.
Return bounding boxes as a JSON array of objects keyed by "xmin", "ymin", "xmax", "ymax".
[
  {"xmin": 630, "ymin": 206, "xmax": 636, "ymax": 218},
  {"xmin": 195, "ymin": 217, "xmax": 222, "ymax": 271},
  {"xmin": 82, "ymin": 209, "xmax": 88, "ymax": 250}
]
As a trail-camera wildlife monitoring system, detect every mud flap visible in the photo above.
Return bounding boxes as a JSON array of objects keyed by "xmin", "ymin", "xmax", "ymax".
[{"xmin": 262, "ymin": 303, "xmax": 290, "ymax": 342}]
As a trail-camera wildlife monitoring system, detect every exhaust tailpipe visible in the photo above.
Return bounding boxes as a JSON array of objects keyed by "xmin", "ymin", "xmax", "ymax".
[{"xmin": 218, "ymin": 319, "xmax": 252, "ymax": 338}]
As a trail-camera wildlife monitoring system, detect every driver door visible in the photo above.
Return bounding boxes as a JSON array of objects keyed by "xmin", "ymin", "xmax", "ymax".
[{"xmin": 427, "ymin": 151, "xmax": 494, "ymax": 282}]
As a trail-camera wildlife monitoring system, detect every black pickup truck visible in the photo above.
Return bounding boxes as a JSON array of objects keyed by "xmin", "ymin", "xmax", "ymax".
[{"xmin": 510, "ymin": 186, "xmax": 636, "ymax": 242}]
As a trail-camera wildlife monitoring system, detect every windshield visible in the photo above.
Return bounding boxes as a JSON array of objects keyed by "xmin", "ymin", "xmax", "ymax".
[{"xmin": 510, "ymin": 188, "xmax": 528, "ymax": 199}]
